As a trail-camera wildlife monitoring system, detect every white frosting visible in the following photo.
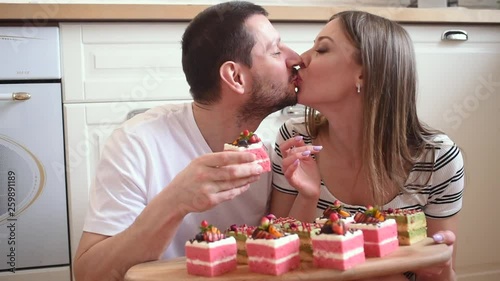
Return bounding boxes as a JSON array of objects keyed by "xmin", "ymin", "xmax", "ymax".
[
  {"xmin": 311, "ymin": 229, "xmax": 363, "ymax": 242},
  {"xmin": 364, "ymin": 236, "xmax": 398, "ymax": 246},
  {"xmin": 349, "ymin": 218, "xmax": 396, "ymax": 230},
  {"xmin": 246, "ymin": 234, "xmax": 299, "ymax": 247},
  {"xmin": 185, "ymin": 236, "xmax": 236, "ymax": 249},
  {"xmin": 313, "ymin": 247, "xmax": 364, "ymax": 260},
  {"xmin": 223, "ymin": 142, "xmax": 263, "ymax": 151},
  {"xmin": 186, "ymin": 255, "xmax": 236, "ymax": 267},
  {"xmin": 248, "ymin": 252, "xmax": 299, "ymax": 264}
]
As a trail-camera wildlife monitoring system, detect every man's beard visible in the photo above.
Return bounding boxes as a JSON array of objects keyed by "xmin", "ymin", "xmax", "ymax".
[{"xmin": 237, "ymin": 74, "xmax": 297, "ymax": 123}]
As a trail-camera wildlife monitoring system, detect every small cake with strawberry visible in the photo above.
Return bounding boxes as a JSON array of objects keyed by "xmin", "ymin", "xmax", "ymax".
[
  {"xmin": 225, "ymin": 224, "xmax": 256, "ymax": 264},
  {"xmin": 315, "ymin": 200, "xmax": 353, "ymax": 226},
  {"xmin": 185, "ymin": 220, "xmax": 237, "ymax": 277},
  {"xmin": 273, "ymin": 216, "xmax": 321, "ymax": 262},
  {"xmin": 224, "ymin": 130, "xmax": 271, "ymax": 172},
  {"xmin": 349, "ymin": 206, "xmax": 399, "ymax": 258},
  {"xmin": 311, "ymin": 213, "xmax": 365, "ymax": 270},
  {"xmin": 384, "ymin": 208, "xmax": 427, "ymax": 245},
  {"xmin": 246, "ymin": 214, "xmax": 300, "ymax": 275}
]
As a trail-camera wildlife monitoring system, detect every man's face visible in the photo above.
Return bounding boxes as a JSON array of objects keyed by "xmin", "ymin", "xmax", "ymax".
[{"xmin": 238, "ymin": 15, "xmax": 301, "ymax": 121}]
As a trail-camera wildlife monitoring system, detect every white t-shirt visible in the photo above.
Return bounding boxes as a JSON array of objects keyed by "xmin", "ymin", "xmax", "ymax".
[{"xmin": 84, "ymin": 102, "xmax": 272, "ymax": 259}]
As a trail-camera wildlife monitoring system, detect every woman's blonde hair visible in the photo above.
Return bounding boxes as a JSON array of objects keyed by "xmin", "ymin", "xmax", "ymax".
[{"xmin": 305, "ymin": 11, "xmax": 439, "ymax": 205}]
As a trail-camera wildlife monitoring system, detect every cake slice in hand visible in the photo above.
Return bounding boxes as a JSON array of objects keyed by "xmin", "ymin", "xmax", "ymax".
[
  {"xmin": 185, "ymin": 220, "xmax": 237, "ymax": 277},
  {"xmin": 224, "ymin": 130, "xmax": 271, "ymax": 172}
]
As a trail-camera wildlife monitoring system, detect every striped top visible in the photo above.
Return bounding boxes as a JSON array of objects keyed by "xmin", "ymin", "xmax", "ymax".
[{"xmin": 272, "ymin": 117, "xmax": 465, "ymax": 218}]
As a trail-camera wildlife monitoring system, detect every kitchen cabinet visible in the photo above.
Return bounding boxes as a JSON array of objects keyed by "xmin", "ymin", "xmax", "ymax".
[
  {"xmin": 405, "ymin": 24, "xmax": 500, "ymax": 281},
  {"xmin": 60, "ymin": 22, "xmax": 500, "ymax": 280}
]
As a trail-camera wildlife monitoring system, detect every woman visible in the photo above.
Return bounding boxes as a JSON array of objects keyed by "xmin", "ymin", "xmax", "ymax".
[{"xmin": 270, "ymin": 11, "xmax": 464, "ymax": 281}]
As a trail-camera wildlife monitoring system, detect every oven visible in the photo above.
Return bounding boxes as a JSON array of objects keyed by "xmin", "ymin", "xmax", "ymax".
[{"xmin": 0, "ymin": 27, "xmax": 71, "ymax": 280}]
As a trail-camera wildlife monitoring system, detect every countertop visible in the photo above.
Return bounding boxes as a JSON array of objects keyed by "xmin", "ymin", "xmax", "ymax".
[{"xmin": 0, "ymin": 3, "xmax": 499, "ymax": 24}]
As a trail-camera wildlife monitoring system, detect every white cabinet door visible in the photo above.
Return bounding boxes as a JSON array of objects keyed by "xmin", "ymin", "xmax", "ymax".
[
  {"xmin": 405, "ymin": 24, "xmax": 500, "ymax": 281},
  {"xmin": 60, "ymin": 23, "xmax": 191, "ymax": 102},
  {"xmin": 64, "ymin": 100, "xmax": 189, "ymax": 261}
]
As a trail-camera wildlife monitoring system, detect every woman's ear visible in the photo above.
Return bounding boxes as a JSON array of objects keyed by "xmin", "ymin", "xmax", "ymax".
[{"xmin": 220, "ymin": 61, "xmax": 247, "ymax": 95}]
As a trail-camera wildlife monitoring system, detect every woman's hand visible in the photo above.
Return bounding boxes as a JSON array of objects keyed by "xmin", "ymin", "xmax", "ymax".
[
  {"xmin": 280, "ymin": 135, "xmax": 323, "ymax": 199},
  {"xmin": 415, "ymin": 230, "xmax": 456, "ymax": 281}
]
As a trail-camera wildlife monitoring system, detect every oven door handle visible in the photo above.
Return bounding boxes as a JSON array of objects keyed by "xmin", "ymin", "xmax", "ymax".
[{"xmin": 0, "ymin": 92, "xmax": 31, "ymax": 101}]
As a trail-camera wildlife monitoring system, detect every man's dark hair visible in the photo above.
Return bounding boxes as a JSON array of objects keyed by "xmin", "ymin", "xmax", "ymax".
[{"xmin": 181, "ymin": 1, "xmax": 268, "ymax": 104}]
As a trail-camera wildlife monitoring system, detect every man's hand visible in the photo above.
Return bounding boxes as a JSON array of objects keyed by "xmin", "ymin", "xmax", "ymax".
[{"xmin": 169, "ymin": 151, "xmax": 264, "ymax": 215}]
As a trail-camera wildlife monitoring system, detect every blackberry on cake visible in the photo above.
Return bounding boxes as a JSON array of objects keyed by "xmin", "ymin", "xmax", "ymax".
[{"xmin": 223, "ymin": 130, "xmax": 271, "ymax": 172}]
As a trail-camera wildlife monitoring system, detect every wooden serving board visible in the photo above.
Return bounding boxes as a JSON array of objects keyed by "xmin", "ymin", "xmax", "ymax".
[{"xmin": 125, "ymin": 238, "xmax": 451, "ymax": 281}]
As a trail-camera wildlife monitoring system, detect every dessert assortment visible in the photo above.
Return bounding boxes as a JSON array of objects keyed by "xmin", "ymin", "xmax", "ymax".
[
  {"xmin": 185, "ymin": 205, "xmax": 429, "ymax": 277},
  {"xmin": 184, "ymin": 131, "xmax": 430, "ymax": 277},
  {"xmin": 223, "ymin": 130, "xmax": 271, "ymax": 172}
]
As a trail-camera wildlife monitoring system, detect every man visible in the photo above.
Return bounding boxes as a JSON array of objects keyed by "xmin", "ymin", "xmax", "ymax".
[{"xmin": 74, "ymin": 2, "xmax": 301, "ymax": 280}]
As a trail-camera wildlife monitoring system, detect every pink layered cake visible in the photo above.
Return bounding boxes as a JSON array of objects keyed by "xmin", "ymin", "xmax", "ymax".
[
  {"xmin": 273, "ymin": 216, "xmax": 321, "ymax": 262},
  {"xmin": 312, "ymin": 213, "xmax": 365, "ymax": 270},
  {"xmin": 223, "ymin": 130, "xmax": 270, "ymax": 172},
  {"xmin": 246, "ymin": 215, "xmax": 300, "ymax": 275},
  {"xmin": 349, "ymin": 207, "xmax": 399, "ymax": 258},
  {"xmin": 225, "ymin": 224, "xmax": 256, "ymax": 264},
  {"xmin": 185, "ymin": 220, "xmax": 237, "ymax": 277}
]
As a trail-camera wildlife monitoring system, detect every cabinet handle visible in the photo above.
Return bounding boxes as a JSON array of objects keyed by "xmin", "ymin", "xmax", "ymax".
[
  {"xmin": 281, "ymin": 105, "xmax": 306, "ymax": 116},
  {"xmin": 441, "ymin": 30, "xmax": 468, "ymax": 41},
  {"xmin": 0, "ymin": 92, "xmax": 31, "ymax": 101},
  {"xmin": 126, "ymin": 108, "xmax": 149, "ymax": 120}
]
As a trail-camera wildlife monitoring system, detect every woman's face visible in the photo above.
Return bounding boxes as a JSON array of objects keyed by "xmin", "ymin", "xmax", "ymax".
[{"xmin": 297, "ymin": 19, "xmax": 363, "ymax": 108}]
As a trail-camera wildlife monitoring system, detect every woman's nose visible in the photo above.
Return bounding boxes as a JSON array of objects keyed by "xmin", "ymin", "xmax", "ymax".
[{"xmin": 300, "ymin": 49, "xmax": 312, "ymax": 67}]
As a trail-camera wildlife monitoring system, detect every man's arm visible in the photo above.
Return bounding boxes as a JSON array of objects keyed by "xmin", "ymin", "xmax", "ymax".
[
  {"xmin": 74, "ymin": 151, "xmax": 263, "ymax": 281},
  {"xmin": 74, "ymin": 190, "xmax": 185, "ymax": 281}
]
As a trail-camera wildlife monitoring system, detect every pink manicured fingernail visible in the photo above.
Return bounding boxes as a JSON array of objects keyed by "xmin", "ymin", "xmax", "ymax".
[
  {"xmin": 255, "ymin": 165, "xmax": 263, "ymax": 174},
  {"xmin": 433, "ymin": 234, "xmax": 444, "ymax": 243},
  {"xmin": 313, "ymin": 146, "xmax": 323, "ymax": 151},
  {"xmin": 294, "ymin": 159, "xmax": 300, "ymax": 166},
  {"xmin": 302, "ymin": 150, "xmax": 311, "ymax": 156},
  {"xmin": 294, "ymin": 136, "xmax": 303, "ymax": 141}
]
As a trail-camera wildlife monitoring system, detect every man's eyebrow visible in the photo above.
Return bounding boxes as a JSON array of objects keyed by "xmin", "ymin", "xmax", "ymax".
[{"xmin": 266, "ymin": 37, "xmax": 281, "ymax": 51}]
